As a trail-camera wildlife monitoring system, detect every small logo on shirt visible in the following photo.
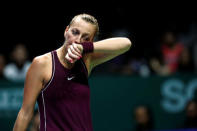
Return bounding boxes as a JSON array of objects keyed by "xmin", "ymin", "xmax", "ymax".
[{"xmin": 67, "ymin": 76, "xmax": 75, "ymax": 80}]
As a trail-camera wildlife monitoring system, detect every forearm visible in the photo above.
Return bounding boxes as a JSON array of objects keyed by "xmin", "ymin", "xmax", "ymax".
[
  {"xmin": 93, "ymin": 37, "xmax": 132, "ymax": 54},
  {"xmin": 13, "ymin": 109, "xmax": 33, "ymax": 131}
]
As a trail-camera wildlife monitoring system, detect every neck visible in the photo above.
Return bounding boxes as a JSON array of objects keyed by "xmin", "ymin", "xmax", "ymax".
[{"xmin": 60, "ymin": 44, "xmax": 67, "ymax": 59}]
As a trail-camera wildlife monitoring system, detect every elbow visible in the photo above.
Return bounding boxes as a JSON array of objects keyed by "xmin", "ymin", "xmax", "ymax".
[
  {"xmin": 13, "ymin": 108, "xmax": 33, "ymax": 131},
  {"xmin": 123, "ymin": 37, "xmax": 132, "ymax": 51},
  {"xmin": 18, "ymin": 107, "xmax": 34, "ymax": 122}
]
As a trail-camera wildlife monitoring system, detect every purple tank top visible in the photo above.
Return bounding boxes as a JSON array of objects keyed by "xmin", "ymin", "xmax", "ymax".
[{"xmin": 37, "ymin": 50, "xmax": 93, "ymax": 131}]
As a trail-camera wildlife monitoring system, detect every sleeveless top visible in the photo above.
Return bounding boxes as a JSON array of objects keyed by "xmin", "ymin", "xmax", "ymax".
[{"xmin": 37, "ymin": 50, "xmax": 93, "ymax": 131}]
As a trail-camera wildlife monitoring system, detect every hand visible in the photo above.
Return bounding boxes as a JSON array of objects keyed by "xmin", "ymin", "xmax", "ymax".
[{"xmin": 65, "ymin": 43, "xmax": 83, "ymax": 63}]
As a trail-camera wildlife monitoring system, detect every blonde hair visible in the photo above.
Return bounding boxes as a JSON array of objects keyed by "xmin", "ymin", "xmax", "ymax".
[{"xmin": 69, "ymin": 13, "xmax": 99, "ymax": 36}]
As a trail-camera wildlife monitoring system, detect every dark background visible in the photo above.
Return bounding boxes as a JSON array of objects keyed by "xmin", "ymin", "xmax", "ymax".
[
  {"xmin": 1, "ymin": 3, "xmax": 197, "ymax": 62},
  {"xmin": 0, "ymin": 3, "xmax": 197, "ymax": 131}
]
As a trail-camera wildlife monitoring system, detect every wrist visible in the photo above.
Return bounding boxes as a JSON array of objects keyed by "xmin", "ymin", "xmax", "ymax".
[{"xmin": 81, "ymin": 42, "xmax": 94, "ymax": 54}]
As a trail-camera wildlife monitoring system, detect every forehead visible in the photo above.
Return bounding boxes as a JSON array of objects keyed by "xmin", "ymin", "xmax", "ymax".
[{"xmin": 70, "ymin": 17, "xmax": 96, "ymax": 35}]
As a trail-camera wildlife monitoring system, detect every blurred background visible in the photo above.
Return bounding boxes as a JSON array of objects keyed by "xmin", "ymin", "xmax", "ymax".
[{"xmin": 0, "ymin": 3, "xmax": 197, "ymax": 131}]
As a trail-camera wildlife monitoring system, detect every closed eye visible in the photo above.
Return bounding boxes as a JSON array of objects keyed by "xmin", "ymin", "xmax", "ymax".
[
  {"xmin": 82, "ymin": 34, "xmax": 90, "ymax": 41},
  {"xmin": 84, "ymin": 37, "xmax": 90, "ymax": 41},
  {"xmin": 72, "ymin": 29, "xmax": 80, "ymax": 35}
]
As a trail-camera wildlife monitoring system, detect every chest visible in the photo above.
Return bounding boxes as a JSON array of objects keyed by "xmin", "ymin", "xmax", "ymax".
[{"xmin": 43, "ymin": 63, "xmax": 90, "ymax": 101}]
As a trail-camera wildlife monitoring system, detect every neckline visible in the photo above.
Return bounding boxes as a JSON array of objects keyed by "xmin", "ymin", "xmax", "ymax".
[{"xmin": 53, "ymin": 50, "xmax": 76, "ymax": 71}]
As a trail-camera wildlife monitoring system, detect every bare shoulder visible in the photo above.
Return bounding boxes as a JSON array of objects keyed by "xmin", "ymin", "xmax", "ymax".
[
  {"xmin": 27, "ymin": 52, "xmax": 52, "ymax": 86},
  {"xmin": 32, "ymin": 53, "xmax": 51, "ymax": 65},
  {"xmin": 32, "ymin": 52, "xmax": 52, "ymax": 67},
  {"xmin": 29, "ymin": 52, "xmax": 52, "ymax": 78}
]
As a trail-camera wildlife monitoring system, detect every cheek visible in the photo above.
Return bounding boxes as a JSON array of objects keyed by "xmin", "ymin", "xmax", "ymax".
[{"xmin": 65, "ymin": 32, "xmax": 76, "ymax": 43}]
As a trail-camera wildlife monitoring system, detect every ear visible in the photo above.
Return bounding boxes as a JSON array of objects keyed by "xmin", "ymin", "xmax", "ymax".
[
  {"xmin": 64, "ymin": 26, "xmax": 70, "ymax": 36},
  {"xmin": 66, "ymin": 26, "xmax": 69, "ymax": 31}
]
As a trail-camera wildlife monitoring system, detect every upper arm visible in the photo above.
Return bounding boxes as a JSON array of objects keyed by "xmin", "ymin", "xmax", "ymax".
[
  {"xmin": 89, "ymin": 52, "xmax": 120, "ymax": 68},
  {"xmin": 82, "ymin": 53, "xmax": 115, "ymax": 76},
  {"xmin": 21, "ymin": 57, "xmax": 47, "ymax": 115},
  {"xmin": 88, "ymin": 38, "xmax": 132, "ymax": 69}
]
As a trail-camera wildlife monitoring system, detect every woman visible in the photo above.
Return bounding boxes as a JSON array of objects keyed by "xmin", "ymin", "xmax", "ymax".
[{"xmin": 13, "ymin": 13, "xmax": 132, "ymax": 131}]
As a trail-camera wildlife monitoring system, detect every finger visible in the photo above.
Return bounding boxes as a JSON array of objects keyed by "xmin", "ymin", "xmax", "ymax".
[
  {"xmin": 65, "ymin": 53, "xmax": 73, "ymax": 63},
  {"xmin": 70, "ymin": 45, "xmax": 82, "ymax": 57},
  {"xmin": 72, "ymin": 44, "xmax": 82, "ymax": 56},
  {"xmin": 72, "ymin": 43, "xmax": 82, "ymax": 55},
  {"xmin": 68, "ymin": 48, "xmax": 80, "ymax": 60}
]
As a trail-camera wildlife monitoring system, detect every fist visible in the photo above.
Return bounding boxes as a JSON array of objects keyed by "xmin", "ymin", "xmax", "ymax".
[{"xmin": 65, "ymin": 43, "xmax": 83, "ymax": 63}]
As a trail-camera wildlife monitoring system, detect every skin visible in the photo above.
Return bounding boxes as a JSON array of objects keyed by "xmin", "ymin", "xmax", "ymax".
[
  {"xmin": 135, "ymin": 107, "xmax": 149, "ymax": 124},
  {"xmin": 13, "ymin": 16, "xmax": 132, "ymax": 131}
]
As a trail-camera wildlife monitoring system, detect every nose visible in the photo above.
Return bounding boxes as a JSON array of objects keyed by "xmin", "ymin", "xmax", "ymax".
[{"xmin": 75, "ymin": 36, "xmax": 81, "ymax": 44}]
